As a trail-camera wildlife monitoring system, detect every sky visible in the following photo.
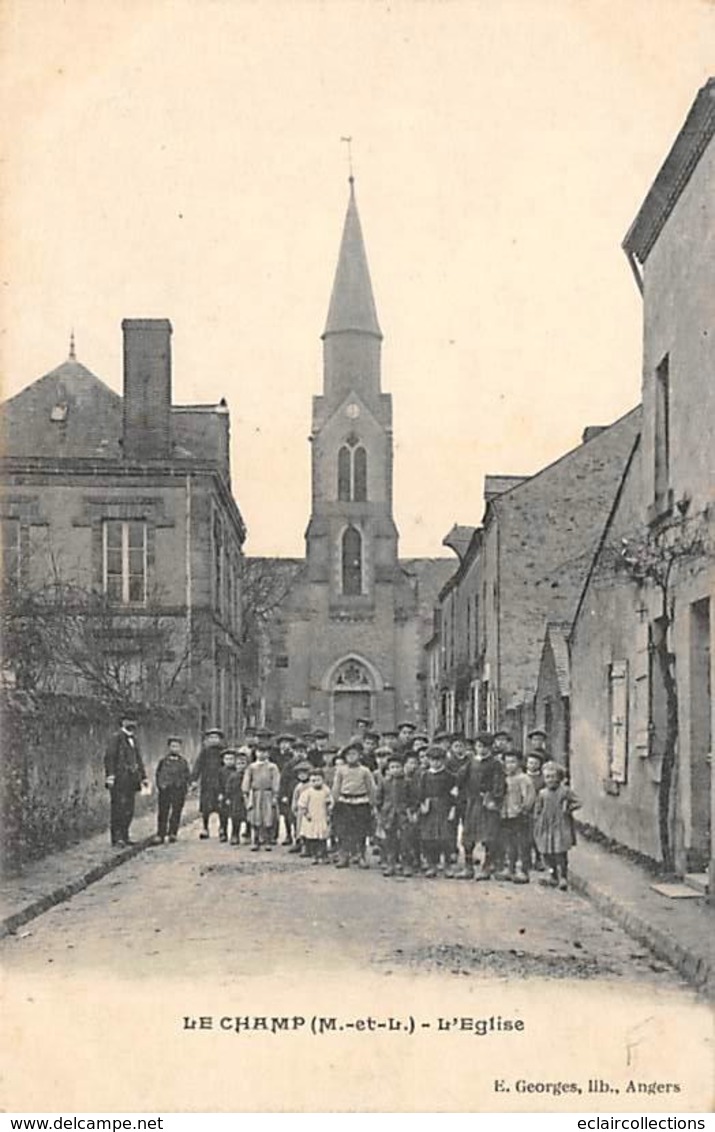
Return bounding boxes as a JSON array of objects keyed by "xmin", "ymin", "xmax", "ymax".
[{"xmin": 1, "ymin": 0, "xmax": 714, "ymax": 557}]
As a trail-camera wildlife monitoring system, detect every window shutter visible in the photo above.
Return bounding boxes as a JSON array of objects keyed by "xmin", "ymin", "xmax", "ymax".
[{"xmin": 609, "ymin": 660, "xmax": 629, "ymax": 783}]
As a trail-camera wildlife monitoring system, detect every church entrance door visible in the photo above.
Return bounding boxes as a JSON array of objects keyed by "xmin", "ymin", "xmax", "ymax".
[{"xmin": 333, "ymin": 691, "xmax": 372, "ymax": 746}]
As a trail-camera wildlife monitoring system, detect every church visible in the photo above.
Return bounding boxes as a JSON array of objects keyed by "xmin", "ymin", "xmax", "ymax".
[{"xmin": 258, "ymin": 179, "xmax": 453, "ymax": 742}]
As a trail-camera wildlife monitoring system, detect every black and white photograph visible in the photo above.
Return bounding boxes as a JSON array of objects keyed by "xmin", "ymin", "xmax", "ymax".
[{"xmin": 0, "ymin": 0, "xmax": 713, "ymax": 1115}]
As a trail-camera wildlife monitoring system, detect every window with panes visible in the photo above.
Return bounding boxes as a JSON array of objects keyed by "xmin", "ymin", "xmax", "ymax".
[{"xmin": 103, "ymin": 520, "xmax": 147, "ymax": 604}]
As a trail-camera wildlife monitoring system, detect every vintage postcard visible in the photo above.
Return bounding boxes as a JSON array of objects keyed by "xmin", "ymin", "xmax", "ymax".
[{"xmin": 0, "ymin": 0, "xmax": 713, "ymax": 1115}]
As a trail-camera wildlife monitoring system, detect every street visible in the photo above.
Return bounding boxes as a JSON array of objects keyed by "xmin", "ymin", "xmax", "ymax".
[{"xmin": 0, "ymin": 822, "xmax": 696, "ymax": 987}]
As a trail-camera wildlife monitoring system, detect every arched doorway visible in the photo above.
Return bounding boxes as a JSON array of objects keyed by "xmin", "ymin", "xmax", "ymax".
[{"xmin": 329, "ymin": 657, "xmax": 375, "ymax": 745}]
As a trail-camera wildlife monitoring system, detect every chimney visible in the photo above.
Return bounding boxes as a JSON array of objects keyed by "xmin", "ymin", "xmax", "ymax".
[
  {"xmin": 122, "ymin": 319, "xmax": 172, "ymax": 460},
  {"xmin": 582, "ymin": 425, "xmax": 607, "ymax": 444}
]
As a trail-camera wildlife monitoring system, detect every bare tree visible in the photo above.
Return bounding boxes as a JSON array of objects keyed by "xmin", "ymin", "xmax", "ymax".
[
  {"xmin": 607, "ymin": 509, "xmax": 711, "ymax": 872},
  {"xmin": 1, "ymin": 573, "xmax": 210, "ymax": 710}
]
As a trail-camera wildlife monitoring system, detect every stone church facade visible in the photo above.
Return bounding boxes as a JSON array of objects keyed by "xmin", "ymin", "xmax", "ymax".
[{"xmin": 260, "ymin": 181, "xmax": 453, "ymax": 742}]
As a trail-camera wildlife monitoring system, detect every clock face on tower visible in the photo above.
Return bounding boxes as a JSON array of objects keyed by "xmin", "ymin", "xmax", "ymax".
[{"xmin": 345, "ymin": 403, "xmax": 361, "ymax": 419}]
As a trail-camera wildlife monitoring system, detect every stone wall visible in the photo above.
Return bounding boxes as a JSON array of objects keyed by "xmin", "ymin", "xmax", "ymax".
[{"xmin": 0, "ymin": 692, "xmax": 200, "ymax": 875}]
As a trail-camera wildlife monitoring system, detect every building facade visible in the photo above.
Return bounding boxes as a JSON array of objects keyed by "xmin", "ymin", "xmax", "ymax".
[
  {"xmin": 571, "ymin": 80, "xmax": 714, "ymax": 886},
  {"xmin": 431, "ymin": 414, "xmax": 641, "ymax": 747},
  {"xmin": 0, "ymin": 319, "xmax": 246, "ymax": 737},
  {"xmin": 261, "ymin": 181, "xmax": 453, "ymax": 741}
]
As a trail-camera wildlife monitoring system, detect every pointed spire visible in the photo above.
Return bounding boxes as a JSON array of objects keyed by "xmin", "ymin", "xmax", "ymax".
[
  {"xmin": 323, "ymin": 180, "xmax": 382, "ymax": 339},
  {"xmin": 68, "ymin": 329, "xmax": 76, "ymax": 361}
]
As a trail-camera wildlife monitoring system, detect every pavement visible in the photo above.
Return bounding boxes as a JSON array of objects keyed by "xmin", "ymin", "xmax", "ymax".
[{"xmin": 1, "ymin": 809, "xmax": 713, "ymax": 996}]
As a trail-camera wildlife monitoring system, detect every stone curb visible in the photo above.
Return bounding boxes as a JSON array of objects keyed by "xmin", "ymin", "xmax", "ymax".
[
  {"xmin": 0, "ymin": 813, "xmax": 200, "ymax": 941},
  {"xmin": 0, "ymin": 835, "xmax": 157, "ymax": 940},
  {"xmin": 569, "ymin": 868, "xmax": 715, "ymax": 999}
]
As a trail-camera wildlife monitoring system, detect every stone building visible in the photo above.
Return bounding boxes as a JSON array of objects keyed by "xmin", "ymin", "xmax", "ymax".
[
  {"xmin": 431, "ymin": 413, "xmax": 641, "ymax": 747},
  {"xmin": 0, "ymin": 319, "xmax": 246, "ymax": 737},
  {"xmin": 259, "ymin": 180, "xmax": 453, "ymax": 741},
  {"xmin": 570, "ymin": 79, "xmax": 714, "ymax": 887}
]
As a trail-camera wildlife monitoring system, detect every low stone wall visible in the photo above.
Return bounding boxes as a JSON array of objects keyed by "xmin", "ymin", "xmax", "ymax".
[{"xmin": 0, "ymin": 692, "xmax": 200, "ymax": 875}]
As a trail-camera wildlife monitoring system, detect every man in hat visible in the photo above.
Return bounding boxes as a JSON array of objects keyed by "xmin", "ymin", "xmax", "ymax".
[
  {"xmin": 354, "ymin": 717, "xmax": 374, "ymax": 737},
  {"xmin": 396, "ymin": 721, "xmax": 417, "ymax": 757},
  {"xmin": 527, "ymin": 728, "xmax": 550, "ymax": 762},
  {"xmin": 360, "ymin": 730, "xmax": 380, "ymax": 772},
  {"xmin": 104, "ymin": 713, "xmax": 148, "ymax": 847},
  {"xmin": 445, "ymin": 734, "xmax": 470, "ymax": 863},
  {"xmin": 191, "ymin": 726, "xmax": 225, "ymax": 838},
  {"xmin": 492, "ymin": 730, "xmax": 513, "ymax": 762},
  {"xmin": 308, "ymin": 728, "xmax": 329, "ymax": 768}
]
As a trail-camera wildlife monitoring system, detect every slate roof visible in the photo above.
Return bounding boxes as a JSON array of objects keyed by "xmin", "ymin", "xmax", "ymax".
[
  {"xmin": 623, "ymin": 78, "xmax": 715, "ymax": 265},
  {"xmin": 1, "ymin": 355, "xmax": 229, "ymax": 469},
  {"xmin": 323, "ymin": 180, "xmax": 382, "ymax": 339}
]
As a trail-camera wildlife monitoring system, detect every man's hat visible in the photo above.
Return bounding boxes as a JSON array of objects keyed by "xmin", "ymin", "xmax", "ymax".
[
  {"xmin": 341, "ymin": 739, "xmax": 364, "ymax": 756},
  {"xmin": 493, "ymin": 729, "xmax": 512, "ymax": 741},
  {"xmin": 294, "ymin": 760, "xmax": 312, "ymax": 774},
  {"xmin": 375, "ymin": 745, "xmax": 394, "ymax": 757},
  {"xmin": 426, "ymin": 745, "xmax": 447, "ymax": 761},
  {"xmin": 276, "ymin": 733, "xmax": 295, "ymax": 744},
  {"xmin": 364, "ymin": 730, "xmax": 380, "ymax": 742},
  {"xmin": 449, "ymin": 732, "xmax": 466, "ymax": 743},
  {"xmin": 292, "ymin": 738, "xmax": 308, "ymax": 750},
  {"xmin": 382, "ymin": 730, "xmax": 398, "ymax": 740},
  {"xmin": 166, "ymin": 735, "xmax": 183, "ymax": 745},
  {"xmin": 255, "ymin": 727, "xmax": 274, "ymax": 739},
  {"xmin": 412, "ymin": 733, "xmax": 429, "ymax": 745},
  {"xmin": 204, "ymin": 726, "xmax": 224, "ymax": 738},
  {"xmin": 475, "ymin": 731, "xmax": 494, "ymax": 746},
  {"xmin": 397, "ymin": 721, "xmax": 416, "ymax": 731},
  {"xmin": 312, "ymin": 728, "xmax": 329, "ymax": 740},
  {"xmin": 119, "ymin": 712, "xmax": 139, "ymax": 725},
  {"xmin": 385, "ymin": 749, "xmax": 405, "ymax": 764},
  {"xmin": 528, "ymin": 729, "xmax": 547, "ymax": 740},
  {"xmin": 221, "ymin": 746, "xmax": 239, "ymax": 756},
  {"xmin": 355, "ymin": 717, "xmax": 373, "ymax": 727},
  {"xmin": 433, "ymin": 731, "xmax": 450, "ymax": 743}
]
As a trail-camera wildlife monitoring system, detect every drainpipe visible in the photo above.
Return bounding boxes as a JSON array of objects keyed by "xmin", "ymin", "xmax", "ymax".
[{"xmin": 185, "ymin": 472, "xmax": 193, "ymax": 685}]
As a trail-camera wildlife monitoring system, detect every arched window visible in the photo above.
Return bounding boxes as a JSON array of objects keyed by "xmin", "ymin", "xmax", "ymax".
[
  {"xmin": 354, "ymin": 446, "xmax": 367, "ymax": 501},
  {"xmin": 342, "ymin": 525, "xmax": 362, "ymax": 595},
  {"xmin": 338, "ymin": 446, "xmax": 351, "ymax": 502},
  {"xmin": 336, "ymin": 442, "xmax": 368, "ymax": 502}
]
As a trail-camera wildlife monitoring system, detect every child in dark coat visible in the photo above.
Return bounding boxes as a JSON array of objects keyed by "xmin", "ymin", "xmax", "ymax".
[
  {"xmin": 419, "ymin": 747, "xmax": 457, "ymax": 878},
  {"xmin": 376, "ymin": 753, "xmax": 411, "ymax": 877},
  {"xmin": 154, "ymin": 737, "xmax": 190, "ymax": 844},
  {"xmin": 218, "ymin": 748, "xmax": 249, "ymax": 845}
]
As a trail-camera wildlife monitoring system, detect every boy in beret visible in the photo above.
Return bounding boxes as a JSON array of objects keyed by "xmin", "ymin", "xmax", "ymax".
[{"xmin": 153, "ymin": 736, "xmax": 190, "ymax": 845}]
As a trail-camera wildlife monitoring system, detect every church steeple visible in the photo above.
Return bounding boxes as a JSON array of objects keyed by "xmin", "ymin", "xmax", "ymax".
[
  {"xmin": 321, "ymin": 180, "xmax": 383, "ymax": 407},
  {"xmin": 323, "ymin": 180, "xmax": 382, "ymax": 340}
]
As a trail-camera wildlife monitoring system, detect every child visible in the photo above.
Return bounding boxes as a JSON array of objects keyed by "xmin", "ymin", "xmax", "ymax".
[
  {"xmin": 154, "ymin": 736, "xmax": 190, "ymax": 844},
  {"xmin": 533, "ymin": 761, "xmax": 581, "ymax": 890},
  {"xmin": 419, "ymin": 746, "xmax": 456, "ymax": 878},
  {"xmin": 217, "ymin": 749, "xmax": 237, "ymax": 843},
  {"xmin": 291, "ymin": 761, "xmax": 313, "ymax": 855},
  {"xmin": 297, "ymin": 768, "xmax": 333, "ymax": 863},
  {"xmin": 242, "ymin": 739, "xmax": 280, "ymax": 851},
  {"xmin": 462, "ymin": 734, "xmax": 506, "ymax": 881},
  {"xmin": 332, "ymin": 741, "xmax": 376, "ymax": 868},
  {"xmin": 218, "ymin": 748, "xmax": 249, "ymax": 845},
  {"xmin": 495, "ymin": 751, "xmax": 536, "ymax": 883},
  {"xmin": 376, "ymin": 753, "xmax": 411, "ymax": 877},
  {"xmin": 525, "ymin": 752, "xmax": 546, "ymax": 870},
  {"xmin": 401, "ymin": 752, "xmax": 422, "ymax": 877}
]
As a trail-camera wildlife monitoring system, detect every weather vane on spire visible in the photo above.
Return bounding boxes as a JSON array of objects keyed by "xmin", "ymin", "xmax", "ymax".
[
  {"xmin": 340, "ymin": 135, "xmax": 354, "ymax": 183},
  {"xmin": 68, "ymin": 329, "xmax": 76, "ymax": 361}
]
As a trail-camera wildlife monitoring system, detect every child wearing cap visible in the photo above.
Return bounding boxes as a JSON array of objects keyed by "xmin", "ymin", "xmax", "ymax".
[
  {"xmin": 419, "ymin": 747, "xmax": 457, "ymax": 878},
  {"xmin": 218, "ymin": 749, "xmax": 249, "ymax": 846},
  {"xmin": 154, "ymin": 737, "xmax": 190, "ymax": 844},
  {"xmin": 332, "ymin": 742, "xmax": 376, "ymax": 868},
  {"xmin": 191, "ymin": 727, "xmax": 225, "ymax": 839},
  {"xmin": 495, "ymin": 751, "xmax": 536, "ymax": 884},
  {"xmin": 242, "ymin": 741, "xmax": 280, "ymax": 851},
  {"xmin": 297, "ymin": 768, "xmax": 333, "ymax": 863},
  {"xmin": 376, "ymin": 753, "xmax": 411, "ymax": 878}
]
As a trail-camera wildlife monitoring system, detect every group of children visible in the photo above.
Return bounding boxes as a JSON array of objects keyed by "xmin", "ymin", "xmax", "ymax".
[{"xmin": 151, "ymin": 724, "xmax": 581, "ymax": 890}]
